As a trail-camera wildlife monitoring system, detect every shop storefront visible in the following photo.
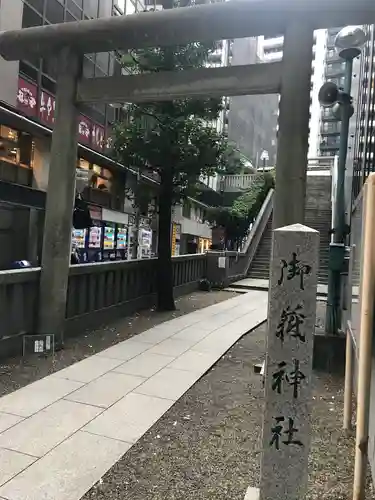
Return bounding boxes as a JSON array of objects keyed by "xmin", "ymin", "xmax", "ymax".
[{"xmin": 71, "ymin": 206, "xmax": 131, "ymax": 263}]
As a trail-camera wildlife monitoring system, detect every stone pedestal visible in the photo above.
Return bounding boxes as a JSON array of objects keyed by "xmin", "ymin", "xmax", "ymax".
[{"xmin": 260, "ymin": 224, "xmax": 319, "ymax": 500}]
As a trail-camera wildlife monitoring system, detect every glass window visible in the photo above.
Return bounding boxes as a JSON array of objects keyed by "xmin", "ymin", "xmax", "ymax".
[
  {"xmin": 42, "ymin": 57, "xmax": 58, "ymax": 79},
  {"xmin": 22, "ymin": 5, "xmax": 43, "ymax": 28},
  {"xmin": 0, "ymin": 127, "xmax": 24, "ymax": 166},
  {"xmin": 75, "ymin": 0, "xmax": 83, "ymax": 6},
  {"xmin": 90, "ymin": 165, "xmax": 112, "ymax": 191},
  {"xmin": 84, "ymin": 0, "xmax": 99, "ymax": 17},
  {"xmin": 65, "ymin": 11, "xmax": 77, "ymax": 22},
  {"xmin": 96, "ymin": 52, "xmax": 109, "ymax": 73},
  {"xmin": 19, "ymin": 61, "xmax": 39, "ymax": 82},
  {"xmin": 83, "ymin": 57, "xmax": 95, "ymax": 77},
  {"xmin": 46, "ymin": 0, "xmax": 64, "ymax": 23},
  {"xmin": 67, "ymin": 0, "xmax": 83, "ymax": 19},
  {"xmin": 98, "ymin": 0, "xmax": 111, "ymax": 17},
  {"xmin": 25, "ymin": 0, "xmax": 45, "ymax": 15},
  {"xmin": 41, "ymin": 75, "xmax": 56, "ymax": 94}
]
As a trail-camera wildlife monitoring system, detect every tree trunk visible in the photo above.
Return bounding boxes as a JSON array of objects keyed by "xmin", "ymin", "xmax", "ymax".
[{"xmin": 157, "ymin": 168, "xmax": 175, "ymax": 311}]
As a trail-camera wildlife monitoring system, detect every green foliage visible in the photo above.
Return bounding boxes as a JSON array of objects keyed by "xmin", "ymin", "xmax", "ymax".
[
  {"xmin": 207, "ymin": 172, "xmax": 275, "ymax": 249},
  {"xmin": 111, "ymin": 40, "xmax": 241, "ymax": 202}
]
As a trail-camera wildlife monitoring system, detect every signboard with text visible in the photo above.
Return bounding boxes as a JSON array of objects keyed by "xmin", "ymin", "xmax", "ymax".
[
  {"xmin": 39, "ymin": 90, "xmax": 56, "ymax": 125},
  {"xmin": 17, "ymin": 81, "xmax": 108, "ymax": 151},
  {"xmin": 17, "ymin": 78, "xmax": 38, "ymax": 117}
]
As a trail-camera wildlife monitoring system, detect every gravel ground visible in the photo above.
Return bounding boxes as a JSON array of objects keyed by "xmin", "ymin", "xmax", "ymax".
[
  {"xmin": 83, "ymin": 321, "xmax": 374, "ymax": 500},
  {"xmin": 0, "ymin": 290, "xmax": 237, "ymax": 398}
]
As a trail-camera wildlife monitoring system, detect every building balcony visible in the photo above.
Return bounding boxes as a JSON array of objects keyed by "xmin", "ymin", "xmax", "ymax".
[
  {"xmin": 220, "ymin": 174, "xmax": 259, "ymax": 193},
  {"xmin": 320, "ymin": 141, "xmax": 340, "ymax": 151},
  {"xmin": 325, "ymin": 63, "xmax": 346, "ymax": 78},
  {"xmin": 321, "ymin": 123, "xmax": 341, "ymax": 135}
]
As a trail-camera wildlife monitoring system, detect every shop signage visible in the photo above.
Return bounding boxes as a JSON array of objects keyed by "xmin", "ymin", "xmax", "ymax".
[
  {"xmin": 39, "ymin": 90, "xmax": 56, "ymax": 125},
  {"xmin": 92, "ymin": 123, "xmax": 105, "ymax": 151},
  {"xmin": 78, "ymin": 115, "xmax": 92, "ymax": 144},
  {"xmin": 89, "ymin": 205, "xmax": 102, "ymax": 221},
  {"xmin": 17, "ymin": 78, "xmax": 38, "ymax": 117}
]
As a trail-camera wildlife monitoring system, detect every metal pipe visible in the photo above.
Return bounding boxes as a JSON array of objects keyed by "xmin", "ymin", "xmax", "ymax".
[
  {"xmin": 325, "ymin": 58, "xmax": 353, "ymax": 334},
  {"xmin": 0, "ymin": 0, "xmax": 374, "ymax": 61},
  {"xmin": 343, "ymin": 329, "xmax": 353, "ymax": 432},
  {"xmin": 353, "ymin": 173, "xmax": 375, "ymax": 500}
]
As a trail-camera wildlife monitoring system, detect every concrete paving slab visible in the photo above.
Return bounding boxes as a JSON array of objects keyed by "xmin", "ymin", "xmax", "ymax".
[
  {"xmin": 65, "ymin": 372, "xmax": 145, "ymax": 408},
  {"xmin": 0, "ymin": 400, "xmax": 101, "ymax": 458},
  {"xmin": 83, "ymin": 392, "xmax": 174, "ymax": 443},
  {"xmin": 0, "ymin": 449, "xmax": 35, "ymax": 487},
  {"xmin": 0, "ymin": 431, "xmax": 129, "ymax": 500},
  {"xmin": 172, "ymin": 326, "xmax": 212, "ymax": 343},
  {"xmin": 96, "ymin": 340, "xmax": 150, "ymax": 362},
  {"xmin": 0, "ymin": 290, "xmax": 268, "ymax": 500},
  {"xmin": 147, "ymin": 338, "xmax": 193, "ymax": 357},
  {"xmin": 134, "ymin": 367, "xmax": 199, "ymax": 401},
  {"xmin": 51, "ymin": 355, "xmax": 124, "ymax": 384},
  {"xmin": 168, "ymin": 350, "xmax": 219, "ymax": 375},
  {"xmin": 0, "ymin": 413, "xmax": 24, "ymax": 433},
  {"xmin": 0, "ymin": 377, "xmax": 84, "ymax": 417},
  {"xmin": 113, "ymin": 352, "xmax": 175, "ymax": 378}
]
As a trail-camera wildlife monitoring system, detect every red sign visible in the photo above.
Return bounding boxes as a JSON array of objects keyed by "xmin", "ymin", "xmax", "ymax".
[
  {"xmin": 91, "ymin": 123, "xmax": 105, "ymax": 151},
  {"xmin": 78, "ymin": 115, "xmax": 92, "ymax": 144},
  {"xmin": 17, "ymin": 78, "xmax": 38, "ymax": 117},
  {"xmin": 39, "ymin": 90, "xmax": 56, "ymax": 125}
]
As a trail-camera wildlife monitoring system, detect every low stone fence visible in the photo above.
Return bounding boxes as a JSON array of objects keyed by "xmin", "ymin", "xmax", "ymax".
[{"xmin": 0, "ymin": 254, "xmax": 206, "ymax": 357}]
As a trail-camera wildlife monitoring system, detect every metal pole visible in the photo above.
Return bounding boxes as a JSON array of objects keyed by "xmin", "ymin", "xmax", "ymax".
[{"xmin": 325, "ymin": 58, "xmax": 353, "ymax": 334}]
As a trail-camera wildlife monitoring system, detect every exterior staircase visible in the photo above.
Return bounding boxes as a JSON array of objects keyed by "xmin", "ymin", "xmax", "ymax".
[{"xmin": 247, "ymin": 175, "xmax": 332, "ymax": 285}]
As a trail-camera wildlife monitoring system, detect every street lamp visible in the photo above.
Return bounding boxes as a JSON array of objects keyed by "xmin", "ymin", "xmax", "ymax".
[{"xmin": 318, "ymin": 26, "xmax": 366, "ymax": 335}]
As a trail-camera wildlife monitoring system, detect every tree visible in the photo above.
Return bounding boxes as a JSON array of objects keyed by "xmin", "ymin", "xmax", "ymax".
[
  {"xmin": 112, "ymin": 24, "xmax": 232, "ymax": 311},
  {"xmin": 207, "ymin": 172, "xmax": 275, "ymax": 249}
]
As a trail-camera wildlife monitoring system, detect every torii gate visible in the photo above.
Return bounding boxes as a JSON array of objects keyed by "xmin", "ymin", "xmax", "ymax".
[{"xmin": 0, "ymin": 0, "xmax": 372, "ymax": 348}]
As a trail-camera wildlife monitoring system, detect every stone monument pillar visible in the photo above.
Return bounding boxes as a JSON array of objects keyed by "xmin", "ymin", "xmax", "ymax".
[{"xmin": 247, "ymin": 223, "xmax": 319, "ymax": 500}]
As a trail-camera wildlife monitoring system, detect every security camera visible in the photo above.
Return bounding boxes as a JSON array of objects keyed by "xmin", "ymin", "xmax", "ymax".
[{"xmin": 318, "ymin": 82, "xmax": 339, "ymax": 107}]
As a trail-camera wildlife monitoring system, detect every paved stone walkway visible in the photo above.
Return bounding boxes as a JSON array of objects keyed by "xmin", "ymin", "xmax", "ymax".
[{"xmin": 0, "ymin": 290, "xmax": 267, "ymax": 500}]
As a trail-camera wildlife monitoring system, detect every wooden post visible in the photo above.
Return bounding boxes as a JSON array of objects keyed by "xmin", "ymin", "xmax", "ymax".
[
  {"xmin": 353, "ymin": 174, "xmax": 375, "ymax": 500},
  {"xmin": 260, "ymin": 223, "xmax": 319, "ymax": 500},
  {"xmin": 273, "ymin": 22, "xmax": 314, "ymax": 228},
  {"xmin": 38, "ymin": 47, "xmax": 80, "ymax": 342}
]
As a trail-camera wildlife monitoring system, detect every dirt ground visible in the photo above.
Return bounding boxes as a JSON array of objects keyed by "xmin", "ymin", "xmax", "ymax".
[
  {"xmin": 0, "ymin": 290, "xmax": 237, "ymax": 398},
  {"xmin": 83, "ymin": 321, "xmax": 374, "ymax": 500}
]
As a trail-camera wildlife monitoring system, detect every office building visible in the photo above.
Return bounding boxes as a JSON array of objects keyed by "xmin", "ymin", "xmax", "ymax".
[
  {"xmin": 260, "ymin": 30, "xmax": 327, "ymax": 160},
  {"xmin": 227, "ymin": 37, "xmax": 278, "ymax": 167}
]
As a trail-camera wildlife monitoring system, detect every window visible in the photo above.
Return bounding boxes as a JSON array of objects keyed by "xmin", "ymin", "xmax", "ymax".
[
  {"xmin": 41, "ymin": 75, "xmax": 56, "ymax": 94},
  {"xmin": 183, "ymin": 201, "xmax": 191, "ymax": 219},
  {"xmin": 84, "ymin": 0, "xmax": 99, "ymax": 17},
  {"xmin": 0, "ymin": 126, "xmax": 20, "ymax": 165},
  {"xmin": 45, "ymin": 0, "xmax": 64, "ymax": 23},
  {"xmin": 67, "ymin": 0, "xmax": 83, "ymax": 19},
  {"xmin": 98, "ymin": 0, "xmax": 111, "ymax": 17},
  {"xmin": 25, "ymin": 0, "xmax": 45, "ymax": 15},
  {"xmin": 42, "ymin": 57, "xmax": 58, "ymax": 79},
  {"xmin": 90, "ymin": 165, "xmax": 112, "ymax": 191},
  {"xmin": 96, "ymin": 52, "xmax": 109, "ymax": 73},
  {"xmin": 19, "ymin": 61, "xmax": 39, "ymax": 82},
  {"xmin": 22, "ymin": 5, "xmax": 43, "ymax": 28},
  {"xmin": 83, "ymin": 57, "xmax": 95, "ymax": 77}
]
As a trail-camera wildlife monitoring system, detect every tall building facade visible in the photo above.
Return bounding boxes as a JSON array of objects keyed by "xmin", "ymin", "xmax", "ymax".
[
  {"xmin": 0, "ymin": 0, "xmax": 216, "ymax": 267},
  {"xmin": 260, "ymin": 30, "xmax": 327, "ymax": 160},
  {"xmin": 227, "ymin": 37, "xmax": 278, "ymax": 167},
  {"xmin": 350, "ymin": 25, "xmax": 375, "ymax": 200}
]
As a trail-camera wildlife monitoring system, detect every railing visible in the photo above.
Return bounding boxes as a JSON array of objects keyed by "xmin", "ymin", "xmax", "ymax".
[
  {"xmin": 222, "ymin": 174, "xmax": 258, "ymax": 192},
  {"xmin": 206, "ymin": 189, "xmax": 274, "ymax": 286},
  {"xmin": 0, "ymin": 253, "xmax": 207, "ymax": 356}
]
